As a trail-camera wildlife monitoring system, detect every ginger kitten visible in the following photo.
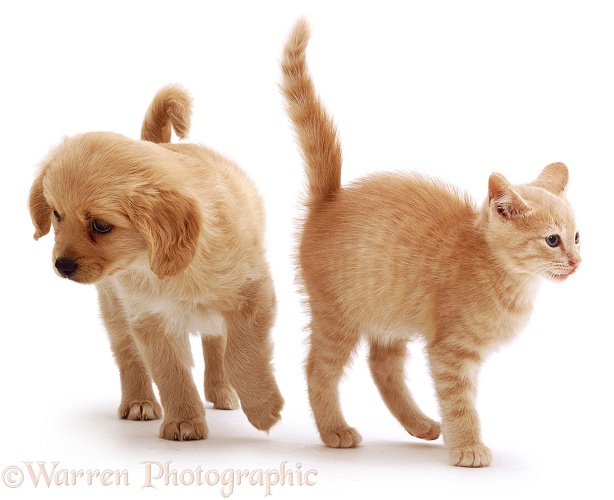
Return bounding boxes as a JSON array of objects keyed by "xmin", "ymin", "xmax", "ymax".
[{"xmin": 281, "ymin": 19, "xmax": 581, "ymax": 467}]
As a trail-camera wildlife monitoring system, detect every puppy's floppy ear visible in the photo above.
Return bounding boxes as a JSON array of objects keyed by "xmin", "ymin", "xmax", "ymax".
[
  {"xmin": 28, "ymin": 166, "xmax": 51, "ymax": 240},
  {"xmin": 127, "ymin": 188, "xmax": 202, "ymax": 279}
]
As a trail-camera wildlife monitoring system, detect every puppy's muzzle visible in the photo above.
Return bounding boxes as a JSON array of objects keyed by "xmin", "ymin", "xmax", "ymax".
[{"xmin": 55, "ymin": 257, "xmax": 78, "ymax": 278}]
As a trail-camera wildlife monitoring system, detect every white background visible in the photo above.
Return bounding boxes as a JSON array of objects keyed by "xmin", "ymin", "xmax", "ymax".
[{"xmin": 1, "ymin": 1, "xmax": 612, "ymax": 498}]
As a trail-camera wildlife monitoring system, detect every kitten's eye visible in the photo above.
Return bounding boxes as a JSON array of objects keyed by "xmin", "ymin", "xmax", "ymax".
[
  {"xmin": 575, "ymin": 231, "xmax": 580, "ymax": 244},
  {"xmin": 53, "ymin": 210, "xmax": 61, "ymax": 222},
  {"xmin": 546, "ymin": 235, "xmax": 560, "ymax": 247},
  {"xmin": 92, "ymin": 220, "xmax": 113, "ymax": 234}
]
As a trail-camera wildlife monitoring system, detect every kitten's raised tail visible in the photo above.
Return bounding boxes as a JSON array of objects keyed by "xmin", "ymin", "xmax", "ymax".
[
  {"xmin": 281, "ymin": 18, "xmax": 342, "ymax": 202},
  {"xmin": 141, "ymin": 84, "xmax": 192, "ymax": 143}
]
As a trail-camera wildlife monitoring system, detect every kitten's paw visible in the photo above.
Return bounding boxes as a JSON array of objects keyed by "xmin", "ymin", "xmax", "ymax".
[
  {"xmin": 206, "ymin": 385, "xmax": 240, "ymax": 410},
  {"xmin": 242, "ymin": 390, "xmax": 284, "ymax": 432},
  {"xmin": 408, "ymin": 418, "xmax": 441, "ymax": 441},
  {"xmin": 118, "ymin": 400, "xmax": 162, "ymax": 421},
  {"xmin": 159, "ymin": 416, "xmax": 208, "ymax": 441},
  {"xmin": 321, "ymin": 427, "xmax": 362, "ymax": 448},
  {"xmin": 449, "ymin": 444, "xmax": 492, "ymax": 467}
]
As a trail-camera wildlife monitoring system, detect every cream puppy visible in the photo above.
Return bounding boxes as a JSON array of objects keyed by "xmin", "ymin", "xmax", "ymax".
[{"xmin": 29, "ymin": 85, "xmax": 284, "ymax": 441}]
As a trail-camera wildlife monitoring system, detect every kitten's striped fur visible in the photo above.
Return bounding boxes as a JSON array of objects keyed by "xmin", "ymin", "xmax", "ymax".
[{"xmin": 281, "ymin": 18, "xmax": 580, "ymax": 467}]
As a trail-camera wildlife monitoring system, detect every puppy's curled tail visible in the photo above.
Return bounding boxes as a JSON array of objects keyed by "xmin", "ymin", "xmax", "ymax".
[
  {"xmin": 141, "ymin": 84, "xmax": 192, "ymax": 143},
  {"xmin": 281, "ymin": 18, "xmax": 342, "ymax": 202}
]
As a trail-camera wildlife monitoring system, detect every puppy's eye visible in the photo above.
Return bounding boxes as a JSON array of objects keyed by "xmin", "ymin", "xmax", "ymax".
[
  {"xmin": 92, "ymin": 220, "xmax": 113, "ymax": 234},
  {"xmin": 546, "ymin": 235, "xmax": 560, "ymax": 247},
  {"xmin": 53, "ymin": 210, "xmax": 61, "ymax": 222},
  {"xmin": 575, "ymin": 231, "xmax": 580, "ymax": 244}
]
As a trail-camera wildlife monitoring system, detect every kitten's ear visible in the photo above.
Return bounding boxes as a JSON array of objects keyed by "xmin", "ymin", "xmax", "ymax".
[
  {"xmin": 488, "ymin": 173, "xmax": 531, "ymax": 219},
  {"xmin": 532, "ymin": 162, "xmax": 569, "ymax": 196}
]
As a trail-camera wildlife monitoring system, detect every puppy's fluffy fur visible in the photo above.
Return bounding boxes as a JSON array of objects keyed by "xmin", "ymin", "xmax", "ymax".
[{"xmin": 29, "ymin": 85, "xmax": 284, "ymax": 441}]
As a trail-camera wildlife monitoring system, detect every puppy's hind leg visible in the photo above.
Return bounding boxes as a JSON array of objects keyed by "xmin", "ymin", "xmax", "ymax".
[
  {"xmin": 223, "ymin": 274, "xmax": 284, "ymax": 432},
  {"xmin": 202, "ymin": 334, "xmax": 239, "ymax": 410},
  {"xmin": 98, "ymin": 284, "xmax": 161, "ymax": 421}
]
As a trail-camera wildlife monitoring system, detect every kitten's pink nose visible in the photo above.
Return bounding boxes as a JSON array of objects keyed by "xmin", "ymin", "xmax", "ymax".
[{"xmin": 568, "ymin": 256, "xmax": 582, "ymax": 271}]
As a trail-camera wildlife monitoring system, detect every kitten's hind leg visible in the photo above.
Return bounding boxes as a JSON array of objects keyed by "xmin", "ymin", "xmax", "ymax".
[
  {"xmin": 306, "ymin": 315, "xmax": 362, "ymax": 448},
  {"xmin": 369, "ymin": 339, "xmax": 440, "ymax": 440}
]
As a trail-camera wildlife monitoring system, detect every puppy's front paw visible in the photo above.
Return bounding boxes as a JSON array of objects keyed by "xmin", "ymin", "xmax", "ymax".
[
  {"xmin": 119, "ymin": 400, "xmax": 162, "ymax": 421},
  {"xmin": 159, "ymin": 416, "xmax": 208, "ymax": 441},
  {"xmin": 242, "ymin": 390, "xmax": 284, "ymax": 432},
  {"xmin": 449, "ymin": 444, "xmax": 492, "ymax": 467},
  {"xmin": 321, "ymin": 426, "xmax": 362, "ymax": 448}
]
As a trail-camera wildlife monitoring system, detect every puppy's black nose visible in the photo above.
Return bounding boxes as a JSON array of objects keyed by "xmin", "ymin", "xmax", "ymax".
[{"xmin": 55, "ymin": 258, "xmax": 78, "ymax": 278}]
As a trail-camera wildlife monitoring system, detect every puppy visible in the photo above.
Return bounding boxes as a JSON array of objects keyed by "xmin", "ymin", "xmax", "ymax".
[{"xmin": 28, "ymin": 85, "xmax": 284, "ymax": 441}]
